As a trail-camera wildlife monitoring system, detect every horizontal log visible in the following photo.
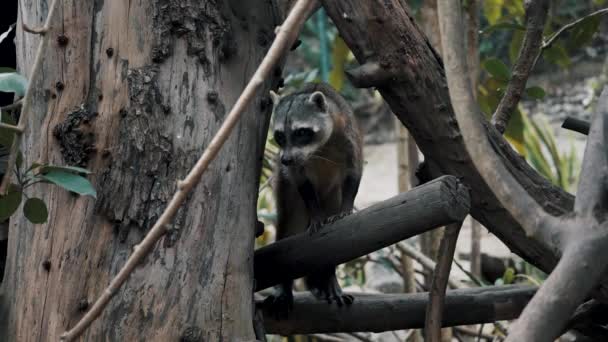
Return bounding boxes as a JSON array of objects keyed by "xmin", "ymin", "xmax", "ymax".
[
  {"xmin": 254, "ymin": 175, "xmax": 470, "ymax": 291},
  {"xmin": 260, "ymin": 285, "xmax": 536, "ymax": 334}
]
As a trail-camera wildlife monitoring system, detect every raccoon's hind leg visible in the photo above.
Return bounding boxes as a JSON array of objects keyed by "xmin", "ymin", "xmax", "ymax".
[{"xmin": 306, "ymin": 268, "xmax": 354, "ymax": 306}]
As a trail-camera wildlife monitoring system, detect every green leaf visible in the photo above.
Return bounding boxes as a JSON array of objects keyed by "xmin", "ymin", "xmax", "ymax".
[
  {"xmin": 38, "ymin": 170, "xmax": 97, "ymax": 198},
  {"xmin": 0, "ymin": 185, "xmax": 22, "ymax": 221},
  {"xmin": 0, "ymin": 72, "xmax": 28, "ymax": 97},
  {"xmin": 482, "ymin": 58, "xmax": 511, "ymax": 81},
  {"xmin": 23, "ymin": 197, "xmax": 48, "ymax": 224},
  {"xmin": 525, "ymin": 86, "xmax": 546, "ymax": 99},
  {"xmin": 504, "ymin": 108, "xmax": 525, "ymax": 154},
  {"xmin": 502, "ymin": 267, "xmax": 516, "ymax": 284},
  {"xmin": 39, "ymin": 165, "xmax": 93, "ymax": 175},
  {"xmin": 483, "ymin": 0, "xmax": 505, "ymax": 25},
  {"xmin": 543, "ymin": 43, "xmax": 570, "ymax": 68},
  {"xmin": 328, "ymin": 36, "xmax": 350, "ymax": 92}
]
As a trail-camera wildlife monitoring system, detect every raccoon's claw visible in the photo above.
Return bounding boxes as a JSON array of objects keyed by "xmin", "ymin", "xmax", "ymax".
[
  {"xmin": 323, "ymin": 211, "xmax": 352, "ymax": 225},
  {"xmin": 311, "ymin": 282, "xmax": 354, "ymax": 307},
  {"xmin": 263, "ymin": 292, "xmax": 294, "ymax": 320}
]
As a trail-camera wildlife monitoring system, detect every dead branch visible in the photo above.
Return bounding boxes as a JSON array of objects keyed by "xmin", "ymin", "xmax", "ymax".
[
  {"xmin": 59, "ymin": 0, "xmax": 319, "ymax": 340},
  {"xmin": 425, "ymin": 222, "xmax": 462, "ymax": 342},
  {"xmin": 0, "ymin": 123, "xmax": 23, "ymax": 133},
  {"xmin": 260, "ymin": 285, "xmax": 536, "ymax": 334},
  {"xmin": 492, "ymin": 0, "xmax": 550, "ymax": 134},
  {"xmin": 0, "ymin": 0, "xmax": 60, "ymax": 194},
  {"xmin": 254, "ymin": 176, "xmax": 470, "ymax": 291}
]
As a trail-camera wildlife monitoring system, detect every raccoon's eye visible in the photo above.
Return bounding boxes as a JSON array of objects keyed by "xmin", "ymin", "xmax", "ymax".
[
  {"xmin": 274, "ymin": 131, "xmax": 286, "ymax": 147},
  {"xmin": 293, "ymin": 128, "xmax": 315, "ymax": 145}
]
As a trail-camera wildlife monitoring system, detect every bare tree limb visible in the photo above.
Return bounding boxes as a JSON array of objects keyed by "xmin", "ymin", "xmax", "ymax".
[
  {"xmin": 59, "ymin": 0, "xmax": 318, "ymax": 340},
  {"xmin": 260, "ymin": 285, "xmax": 536, "ymax": 334},
  {"xmin": 436, "ymin": 0, "xmax": 561, "ymax": 248},
  {"xmin": 254, "ymin": 176, "xmax": 469, "ymax": 290},
  {"xmin": 491, "ymin": 0, "xmax": 550, "ymax": 134},
  {"xmin": 0, "ymin": 123, "xmax": 23, "ymax": 133},
  {"xmin": 542, "ymin": 8, "xmax": 608, "ymax": 50},
  {"xmin": 425, "ymin": 222, "xmax": 462, "ymax": 342},
  {"xmin": 0, "ymin": 0, "xmax": 60, "ymax": 194}
]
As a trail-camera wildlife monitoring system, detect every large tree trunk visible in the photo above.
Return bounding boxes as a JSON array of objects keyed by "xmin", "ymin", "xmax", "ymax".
[{"xmin": 1, "ymin": 0, "xmax": 279, "ymax": 340}]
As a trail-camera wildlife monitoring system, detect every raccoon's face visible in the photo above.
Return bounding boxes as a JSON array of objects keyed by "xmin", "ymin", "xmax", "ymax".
[{"xmin": 272, "ymin": 91, "xmax": 334, "ymax": 167}]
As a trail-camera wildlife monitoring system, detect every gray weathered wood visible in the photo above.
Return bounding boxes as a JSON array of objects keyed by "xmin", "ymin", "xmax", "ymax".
[
  {"xmin": 254, "ymin": 175, "xmax": 470, "ymax": 290},
  {"xmin": 261, "ymin": 285, "xmax": 536, "ymax": 334}
]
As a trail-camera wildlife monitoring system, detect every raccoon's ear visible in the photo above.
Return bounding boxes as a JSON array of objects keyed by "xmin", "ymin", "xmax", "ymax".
[
  {"xmin": 308, "ymin": 91, "xmax": 327, "ymax": 111},
  {"xmin": 269, "ymin": 90, "xmax": 281, "ymax": 106}
]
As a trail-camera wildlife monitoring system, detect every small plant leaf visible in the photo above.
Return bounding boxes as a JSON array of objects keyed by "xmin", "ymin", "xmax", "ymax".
[
  {"xmin": 543, "ymin": 43, "xmax": 571, "ymax": 68},
  {"xmin": 0, "ymin": 72, "xmax": 28, "ymax": 97},
  {"xmin": 23, "ymin": 197, "xmax": 48, "ymax": 224},
  {"xmin": 481, "ymin": 22, "xmax": 525, "ymax": 35},
  {"xmin": 38, "ymin": 170, "xmax": 97, "ymax": 198},
  {"xmin": 0, "ymin": 185, "xmax": 22, "ymax": 221},
  {"xmin": 525, "ymin": 86, "xmax": 546, "ymax": 99},
  {"xmin": 482, "ymin": 58, "xmax": 511, "ymax": 81},
  {"xmin": 39, "ymin": 165, "xmax": 92, "ymax": 175}
]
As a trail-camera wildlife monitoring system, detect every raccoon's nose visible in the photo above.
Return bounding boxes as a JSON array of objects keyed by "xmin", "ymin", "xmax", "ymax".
[{"xmin": 281, "ymin": 155, "xmax": 294, "ymax": 166}]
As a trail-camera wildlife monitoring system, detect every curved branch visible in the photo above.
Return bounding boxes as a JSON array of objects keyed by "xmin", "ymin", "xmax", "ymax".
[
  {"xmin": 59, "ymin": 0, "xmax": 318, "ymax": 340},
  {"xmin": 436, "ymin": 0, "xmax": 561, "ymax": 246},
  {"xmin": 425, "ymin": 222, "xmax": 462, "ymax": 342},
  {"xmin": 491, "ymin": 0, "xmax": 550, "ymax": 134}
]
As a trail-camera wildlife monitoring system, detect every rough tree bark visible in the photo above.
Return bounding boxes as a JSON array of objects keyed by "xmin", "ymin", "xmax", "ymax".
[{"xmin": 0, "ymin": 0, "xmax": 280, "ymax": 340}]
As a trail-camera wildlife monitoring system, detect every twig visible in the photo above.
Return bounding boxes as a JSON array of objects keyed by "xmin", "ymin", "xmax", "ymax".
[
  {"xmin": 561, "ymin": 116, "xmax": 590, "ymax": 135},
  {"xmin": 491, "ymin": 0, "xmax": 550, "ymax": 134},
  {"xmin": 542, "ymin": 8, "xmax": 608, "ymax": 50},
  {"xmin": 0, "ymin": 0, "xmax": 60, "ymax": 194},
  {"xmin": 0, "ymin": 123, "xmax": 23, "ymax": 133},
  {"xmin": 59, "ymin": 0, "xmax": 318, "ymax": 340},
  {"xmin": 397, "ymin": 242, "xmax": 462, "ymax": 289},
  {"xmin": 424, "ymin": 222, "xmax": 462, "ymax": 342}
]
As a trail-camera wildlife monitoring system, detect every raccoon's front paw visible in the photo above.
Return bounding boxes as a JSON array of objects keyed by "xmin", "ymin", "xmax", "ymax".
[
  {"xmin": 307, "ymin": 217, "xmax": 324, "ymax": 235},
  {"xmin": 323, "ymin": 211, "xmax": 352, "ymax": 225}
]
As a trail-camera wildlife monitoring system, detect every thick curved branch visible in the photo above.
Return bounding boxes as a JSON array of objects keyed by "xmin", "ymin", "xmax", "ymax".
[
  {"xmin": 425, "ymin": 222, "xmax": 462, "ymax": 342},
  {"xmin": 491, "ymin": 0, "xmax": 550, "ymax": 134},
  {"xmin": 59, "ymin": 0, "xmax": 318, "ymax": 340},
  {"xmin": 436, "ymin": 0, "xmax": 560, "ymax": 247}
]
